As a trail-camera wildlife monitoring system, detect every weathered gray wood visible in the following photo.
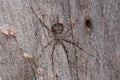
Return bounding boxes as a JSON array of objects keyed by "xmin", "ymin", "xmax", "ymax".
[{"xmin": 0, "ymin": 0, "xmax": 120, "ymax": 80}]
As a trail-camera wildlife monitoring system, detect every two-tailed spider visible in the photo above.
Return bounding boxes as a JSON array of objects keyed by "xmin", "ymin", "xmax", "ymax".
[
  {"xmin": 41, "ymin": 17, "xmax": 92, "ymax": 56},
  {"xmin": 30, "ymin": 7, "xmax": 92, "ymax": 58}
]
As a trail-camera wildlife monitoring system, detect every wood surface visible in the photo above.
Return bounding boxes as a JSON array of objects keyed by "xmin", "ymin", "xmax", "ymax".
[{"xmin": 0, "ymin": 0, "xmax": 120, "ymax": 80}]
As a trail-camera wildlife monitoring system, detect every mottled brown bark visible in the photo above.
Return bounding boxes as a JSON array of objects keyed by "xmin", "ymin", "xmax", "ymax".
[{"xmin": 0, "ymin": 0, "xmax": 120, "ymax": 80}]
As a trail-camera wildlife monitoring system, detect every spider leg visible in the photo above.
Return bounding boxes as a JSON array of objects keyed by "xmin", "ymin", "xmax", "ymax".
[
  {"xmin": 64, "ymin": 18, "xmax": 78, "ymax": 34},
  {"xmin": 30, "ymin": 6, "xmax": 53, "ymax": 34},
  {"xmin": 51, "ymin": 42, "xmax": 56, "ymax": 80},
  {"xmin": 61, "ymin": 41, "xmax": 73, "ymax": 77},
  {"xmin": 63, "ymin": 23, "xmax": 75, "ymax": 35},
  {"xmin": 61, "ymin": 41, "xmax": 69, "ymax": 59},
  {"xmin": 51, "ymin": 41, "xmax": 56, "ymax": 62},
  {"xmin": 42, "ymin": 39, "xmax": 54, "ymax": 52},
  {"xmin": 64, "ymin": 32, "xmax": 72, "ymax": 38},
  {"xmin": 63, "ymin": 39, "xmax": 93, "ymax": 56},
  {"xmin": 62, "ymin": 24, "xmax": 73, "ymax": 38}
]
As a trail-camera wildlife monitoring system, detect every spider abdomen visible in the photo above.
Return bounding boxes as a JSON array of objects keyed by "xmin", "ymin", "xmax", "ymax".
[{"xmin": 54, "ymin": 34, "xmax": 62, "ymax": 39}]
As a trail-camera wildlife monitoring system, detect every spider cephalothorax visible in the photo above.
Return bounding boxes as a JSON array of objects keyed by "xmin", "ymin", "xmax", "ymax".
[
  {"xmin": 51, "ymin": 23, "xmax": 64, "ymax": 34},
  {"xmin": 51, "ymin": 23, "xmax": 64, "ymax": 44}
]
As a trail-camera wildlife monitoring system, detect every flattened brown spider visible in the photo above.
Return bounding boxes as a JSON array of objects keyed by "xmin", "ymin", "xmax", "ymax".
[
  {"xmin": 40, "ymin": 16, "xmax": 91, "ymax": 56},
  {"xmin": 30, "ymin": 7, "xmax": 92, "ymax": 57},
  {"xmin": 42, "ymin": 18, "xmax": 90, "ymax": 55},
  {"xmin": 30, "ymin": 6, "xmax": 93, "ymax": 78}
]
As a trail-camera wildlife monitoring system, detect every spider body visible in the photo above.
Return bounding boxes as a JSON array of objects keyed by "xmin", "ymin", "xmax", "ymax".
[
  {"xmin": 30, "ymin": 6, "xmax": 92, "ymax": 80},
  {"xmin": 51, "ymin": 23, "xmax": 64, "ymax": 44},
  {"xmin": 30, "ymin": 6, "xmax": 90, "ymax": 55}
]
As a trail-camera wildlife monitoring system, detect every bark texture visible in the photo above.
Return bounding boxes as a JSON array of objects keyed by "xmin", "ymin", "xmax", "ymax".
[{"xmin": 0, "ymin": 0, "xmax": 120, "ymax": 80}]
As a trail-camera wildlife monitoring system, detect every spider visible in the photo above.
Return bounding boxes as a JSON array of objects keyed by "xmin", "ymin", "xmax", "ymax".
[
  {"xmin": 30, "ymin": 6, "xmax": 93, "ymax": 78},
  {"xmin": 39, "ymin": 16, "xmax": 89, "ymax": 54},
  {"xmin": 41, "ymin": 17, "xmax": 90, "ymax": 56},
  {"xmin": 30, "ymin": 8, "xmax": 92, "ymax": 57}
]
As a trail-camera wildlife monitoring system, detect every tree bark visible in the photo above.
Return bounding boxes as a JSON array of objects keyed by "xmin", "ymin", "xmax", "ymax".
[{"xmin": 0, "ymin": 0, "xmax": 120, "ymax": 80}]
